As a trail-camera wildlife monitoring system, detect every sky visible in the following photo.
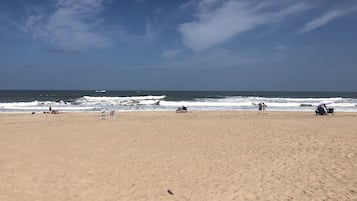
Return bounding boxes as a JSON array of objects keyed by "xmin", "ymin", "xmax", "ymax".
[{"xmin": 0, "ymin": 0, "xmax": 357, "ymax": 91}]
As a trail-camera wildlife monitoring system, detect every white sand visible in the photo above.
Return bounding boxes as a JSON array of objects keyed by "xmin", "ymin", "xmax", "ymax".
[{"xmin": 0, "ymin": 111, "xmax": 356, "ymax": 200}]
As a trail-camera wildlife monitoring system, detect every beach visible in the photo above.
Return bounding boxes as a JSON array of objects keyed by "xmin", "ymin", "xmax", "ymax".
[{"xmin": 0, "ymin": 111, "xmax": 356, "ymax": 201}]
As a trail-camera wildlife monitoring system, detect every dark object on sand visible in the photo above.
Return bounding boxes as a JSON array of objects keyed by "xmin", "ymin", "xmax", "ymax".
[
  {"xmin": 328, "ymin": 108, "xmax": 334, "ymax": 114},
  {"xmin": 176, "ymin": 106, "xmax": 188, "ymax": 113},
  {"xmin": 315, "ymin": 105, "xmax": 334, "ymax": 115},
  {"xmin": 300, "ymin": 104, "xmax": 313, "ymax": 107},
  {"xmin": 167, "ymin": 189, "xmax": 174, "ymax": 195}
]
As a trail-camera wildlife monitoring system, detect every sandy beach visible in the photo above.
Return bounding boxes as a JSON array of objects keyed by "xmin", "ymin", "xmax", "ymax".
[{"xmin": 0, "ymin": 111, "xmax": 356, "ymax": 201}]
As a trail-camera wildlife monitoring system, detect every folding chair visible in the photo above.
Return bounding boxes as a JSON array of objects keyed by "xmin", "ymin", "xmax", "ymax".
[{"xmin": 99, "ymin": 110, "xmax": 108, "ymax": 120}]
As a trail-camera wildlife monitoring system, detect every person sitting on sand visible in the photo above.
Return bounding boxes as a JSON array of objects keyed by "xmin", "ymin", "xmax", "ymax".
[
  {"xmin": 176, "ymin": 105, "xmax": 188, "ymax": 113},
  {"xmin": 315, "ymin": 105, "xmax": 327, "ymax": 115}
]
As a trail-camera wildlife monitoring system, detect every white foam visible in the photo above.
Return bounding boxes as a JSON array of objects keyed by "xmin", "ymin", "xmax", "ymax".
[
  {"xmin": 0, "ymin": 101, "xmax": 40, "ymax": 107},
  {"xmin": 1, "ymin": 95, "xmax": 357, "ymax": 112},
  {"xmin": 83, "ymin": 95, "xmax": 166, "ymax": 101},
  {"xmin": 2, "ymin": 106, "xmax": 95, "ymax": 111}
]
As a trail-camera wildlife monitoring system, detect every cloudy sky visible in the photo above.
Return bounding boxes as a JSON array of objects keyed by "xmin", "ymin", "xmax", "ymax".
[{"xmin": 1, "ymin": 0, "xmax": 357, "ymax": 91}]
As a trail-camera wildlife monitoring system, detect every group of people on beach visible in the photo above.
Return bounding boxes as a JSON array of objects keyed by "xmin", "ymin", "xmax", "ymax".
[
  {"xmin": 258, "ymin": 102, "xmax": 267, "ymax": 111},
  {"xmin": 31, "ymin": 102, "xmax": 336, "ymax": 115},
  {"xmin": 31, "ymin": 106, "xmax": 59, "ymax": 115},
  {"xmin": 315, "ymin": 104, "xmax": 334, "ymax": 115}
]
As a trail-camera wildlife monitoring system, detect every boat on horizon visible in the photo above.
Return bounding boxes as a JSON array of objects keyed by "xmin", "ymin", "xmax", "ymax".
[{"xmin": 95, "ymin": 90, "xmax": 106, "ymax": 93}]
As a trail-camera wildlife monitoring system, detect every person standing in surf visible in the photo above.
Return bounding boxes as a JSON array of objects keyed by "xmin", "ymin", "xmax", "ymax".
[{"xmin": 262, "ymin": 102, "xmax": 267, "ymax": 111}]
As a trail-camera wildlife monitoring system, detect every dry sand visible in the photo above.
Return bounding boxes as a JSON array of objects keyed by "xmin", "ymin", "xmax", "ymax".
[{"xmin": 0, "ymin": 111, "xmax": 356, "ymax": 201}]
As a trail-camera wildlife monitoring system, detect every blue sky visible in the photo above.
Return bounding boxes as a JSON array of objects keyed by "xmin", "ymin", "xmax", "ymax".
[{"xmin": 0, "ymin": 0, "xmax": 357, "ymax": 91}]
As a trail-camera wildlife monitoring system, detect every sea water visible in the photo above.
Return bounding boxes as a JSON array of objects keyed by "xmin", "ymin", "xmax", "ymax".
[{"xmin": 0, "ymin": 90, "xmax": 357, "ymax": 112}]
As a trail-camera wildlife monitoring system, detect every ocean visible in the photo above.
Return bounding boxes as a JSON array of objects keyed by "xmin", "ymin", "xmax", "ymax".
[{"xmin": 0, "ymin": 90, "xmax": 357, "ymax": 113}]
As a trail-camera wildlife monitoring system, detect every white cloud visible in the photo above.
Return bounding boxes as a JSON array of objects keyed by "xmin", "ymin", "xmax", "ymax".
[
  {"xmin": 178, "ymin": 0, "xmax": 310, "ymax": 52},
  {"xmin": 24, "ymin": 0, "xmax": 112, "ymax": 51},
  {"xmin": 300, "ymin": 5, "xmax": 357, "ymax": 33},
  {"xmin": 140, "ymin": 21, "xmax": 157, "ymax": 41}
]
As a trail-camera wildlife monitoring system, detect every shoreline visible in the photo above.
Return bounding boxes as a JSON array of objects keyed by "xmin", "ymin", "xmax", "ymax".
[{"xmin": 1, "ymin": 109, "xmax": 357, "ymax": 114}]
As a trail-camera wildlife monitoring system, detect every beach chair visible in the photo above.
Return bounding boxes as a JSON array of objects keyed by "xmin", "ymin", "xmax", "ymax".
[
  {"xmin": 328, "ymin": 108, "xmax": 334, "ymax": 114},
  {"xmin": 99, "ymin": 110, "xmax": 108, "ymax": 120}
]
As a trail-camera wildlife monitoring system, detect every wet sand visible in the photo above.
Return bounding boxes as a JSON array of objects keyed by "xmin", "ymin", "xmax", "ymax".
[{"xmin": 0, "ymin": 111, "xmax": 356, "ymax": 201}]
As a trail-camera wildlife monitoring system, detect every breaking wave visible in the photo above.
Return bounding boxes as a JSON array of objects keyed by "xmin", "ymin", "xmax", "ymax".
[{"xmin": 1, "ymin": 94, "xmax": 356, "ymax": 112}]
